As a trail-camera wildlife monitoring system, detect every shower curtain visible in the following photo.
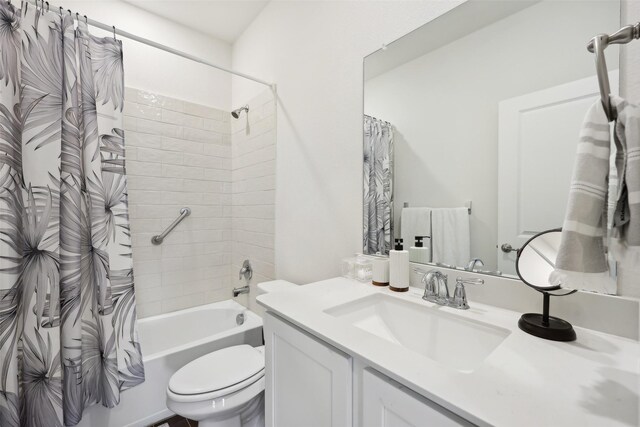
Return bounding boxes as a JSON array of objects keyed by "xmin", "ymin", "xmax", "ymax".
[
  {"xmin": 363, "ymin": 115, "xmax": 394, "ymax": 255},
  {"xmin": 0, "ymin": 3, "xmax": 144, "ymax": 426}
]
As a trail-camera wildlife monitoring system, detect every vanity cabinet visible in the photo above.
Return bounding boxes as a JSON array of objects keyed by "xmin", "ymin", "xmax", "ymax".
[
  {"xmin": 264, "ymin": 312, "xmax": 473, "ymax": 427},
  {"xmin": 361, "ymin": 368, "xmax": 472, "ymax": 427},
  {"xmin": 264, "ymin": 313, "xmax": 352, "ymax": 427}
]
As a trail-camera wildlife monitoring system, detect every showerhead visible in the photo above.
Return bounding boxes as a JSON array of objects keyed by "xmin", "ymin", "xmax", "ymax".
[{"xmin": 231, "ymin": 105, "xmax": 249, "ymax": 119}]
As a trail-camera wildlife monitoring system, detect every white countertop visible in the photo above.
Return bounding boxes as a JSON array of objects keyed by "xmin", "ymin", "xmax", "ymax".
[{"xmin": 257, "ymin": 277, "xmax": 640, "ymax": 427}]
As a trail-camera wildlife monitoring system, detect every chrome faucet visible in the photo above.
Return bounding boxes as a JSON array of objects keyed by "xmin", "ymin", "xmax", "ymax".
[
  {"xmin": 418, "ymin": 269, "xmax": 484, "ymax": 309},
  {"xmin": 233, "ymin": 260, "xmax": 253, "ymax": 297},
  {"xmin": 466, "ymin": 258, "xmax": 485, "ymax": 271},
  {"xmin": 422, "ymin": 270, "xmax": 449, "ymax": 305}
]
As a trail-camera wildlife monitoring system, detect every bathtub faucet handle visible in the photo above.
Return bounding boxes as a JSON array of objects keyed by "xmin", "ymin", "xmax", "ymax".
[{"xmin": 239, "ymin": 259, "xmax": 253, "ymax": 281}]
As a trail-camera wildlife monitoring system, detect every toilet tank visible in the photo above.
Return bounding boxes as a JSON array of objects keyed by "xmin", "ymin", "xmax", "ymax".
[{"xmin": 254, "ymin": 280, "xmax": 298, "ymax": 317}]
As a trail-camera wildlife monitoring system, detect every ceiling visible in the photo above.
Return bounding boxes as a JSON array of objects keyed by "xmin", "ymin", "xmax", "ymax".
[{"xmin": 122, "ymin": 0, "xmax": 269, "ymax": 43}]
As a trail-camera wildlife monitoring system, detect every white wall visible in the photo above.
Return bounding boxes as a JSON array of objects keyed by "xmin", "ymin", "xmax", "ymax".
[
  {"xmin": 364, "ymin": 1, "xmax": 619, "ymax": 270},
  {"xmin": 65, "ymin": 0, "xmax": 232, "ymax": 109},
  {"xmin": 232, "ymin": 1, "xmax": 464, "ymax": 285}
]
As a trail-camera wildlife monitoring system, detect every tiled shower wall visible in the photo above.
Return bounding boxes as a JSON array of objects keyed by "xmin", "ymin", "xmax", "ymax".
[
  {"xmin": 230, "ymin": 90, "xmax": 277, "ymax": 314},
  {"xmin": 124, "ymin": 88, "xmax": 233, "ymax": 317}
]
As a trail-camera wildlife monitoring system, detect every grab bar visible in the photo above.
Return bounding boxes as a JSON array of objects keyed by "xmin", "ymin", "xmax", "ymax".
[{"xmin": 151, "ymin": 207, "xmax": 191, "ymax": 245}]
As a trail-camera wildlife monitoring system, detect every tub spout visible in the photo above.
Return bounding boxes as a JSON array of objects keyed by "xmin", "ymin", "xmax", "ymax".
[{"xmin": 233, "ymin": 285, "xmax": 250, "ymax": 297}]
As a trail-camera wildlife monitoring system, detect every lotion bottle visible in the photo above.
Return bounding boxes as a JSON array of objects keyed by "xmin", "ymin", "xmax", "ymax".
[
  {"xmin": 389, "ymin": 239, "xmax": 409, "ymax": 292},
  {"xmin": 409, "ymin": 236, "xmax": 431, "ymax": 264}
]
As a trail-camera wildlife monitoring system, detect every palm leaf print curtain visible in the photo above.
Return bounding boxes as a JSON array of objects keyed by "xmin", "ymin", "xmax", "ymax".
[
  {"xmin": 0, "ymin": 3, "xmax": 144, "ymax": 426},
  {"xmin": 363, "ymin": 115, "xmax": 394, "ymax": 255}
]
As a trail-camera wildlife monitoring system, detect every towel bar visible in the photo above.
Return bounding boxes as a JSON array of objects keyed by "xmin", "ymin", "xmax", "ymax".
[{"xmin": 402, "ymin": 201, "xmax": 472, "ymax": 214}]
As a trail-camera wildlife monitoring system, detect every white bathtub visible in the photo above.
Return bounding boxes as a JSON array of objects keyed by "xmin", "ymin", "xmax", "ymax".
[{"xmin": 77, "ymin": 300, "xmax": 263, "ymax": 427}]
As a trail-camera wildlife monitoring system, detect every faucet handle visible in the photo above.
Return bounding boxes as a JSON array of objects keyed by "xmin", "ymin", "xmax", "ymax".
[
  {"xmin": 421, "ymin": 273, "xmax": 437, "ymax": 302},
  {"xmin": 451, "ymin": 277, "xmax": 484, "ymax": 310},
  {"xmin": 456, "ymin": 277, "xmax": 484, "ymax": 286}
]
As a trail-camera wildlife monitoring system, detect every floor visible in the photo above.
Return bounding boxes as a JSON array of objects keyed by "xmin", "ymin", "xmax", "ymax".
[{"xmin": 149, "ymin": 415, "xmax": 198, "ymax": 427}]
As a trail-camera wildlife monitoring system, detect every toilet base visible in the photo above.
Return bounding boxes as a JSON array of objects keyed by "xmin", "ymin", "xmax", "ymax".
[{"xmin": 197, "ymin": 393, "xmax": 264, "ymax": 427}]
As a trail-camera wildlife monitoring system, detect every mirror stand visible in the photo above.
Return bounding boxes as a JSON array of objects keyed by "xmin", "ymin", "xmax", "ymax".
[{"xmin": 518, "ymin": 291, "xmax": 577, "ymax": 342}]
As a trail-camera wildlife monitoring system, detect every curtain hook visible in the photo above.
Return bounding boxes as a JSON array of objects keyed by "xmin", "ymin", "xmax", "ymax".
[
  {"xmin": 75, "ymin": 12, "xmax": 79, "ymax": 21},
  {"xmin": 84, "ymin": 15, "xmax": 88, "ymax": 24},
  {"xmin": 112, "ymin": 25, "xmax": 116, "ymax": 40},
  {"xmin": 45, "ymin": 1, "xmax": 49, "ymax": 12}
]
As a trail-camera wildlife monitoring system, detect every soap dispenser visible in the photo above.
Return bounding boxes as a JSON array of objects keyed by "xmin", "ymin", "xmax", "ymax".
[
  {"xmin": 389, "ymin": 239, "xmax": 409, "ymax": 292},
  {"xmin": 409, "ymin": 236, "xmax": 431, "ymax": 264}
]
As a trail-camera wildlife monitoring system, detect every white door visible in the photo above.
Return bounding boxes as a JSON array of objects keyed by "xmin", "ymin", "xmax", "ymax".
[
  {"xmin": 497, "ymin": 72, "xmax": 618, "ymax": 275},
  {"xmin": 264, "ymin": 313, "xmax": 352, "ymax": 427},
  {"xmin": 361, "ymin": 368, "xmax": 471, "ymax": 427}
]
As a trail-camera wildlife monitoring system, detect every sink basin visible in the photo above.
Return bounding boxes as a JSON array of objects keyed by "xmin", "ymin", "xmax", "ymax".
[{"xmin": 324, "ymin": 293, "xmax": 510, "ymax": 373}]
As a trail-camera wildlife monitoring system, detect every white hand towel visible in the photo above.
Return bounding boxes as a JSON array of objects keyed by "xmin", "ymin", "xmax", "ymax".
[
  {"xmin": 431, "ymin": 208, "xmax": 470, "ymax": 267},
  {"xmin": 400, "ymin": 207, "xmax": 431, "ymax": 250}
]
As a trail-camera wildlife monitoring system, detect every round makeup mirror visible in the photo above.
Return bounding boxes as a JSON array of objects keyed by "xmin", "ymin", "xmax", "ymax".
[{"xmin": 515, "ymin": 228, "xmax": 577, "ymax": 342}]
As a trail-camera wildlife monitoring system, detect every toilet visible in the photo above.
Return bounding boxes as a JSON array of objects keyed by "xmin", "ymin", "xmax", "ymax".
[{"xmin": 166, "ymin": 280, "xmax": 298, "ymax": 427}]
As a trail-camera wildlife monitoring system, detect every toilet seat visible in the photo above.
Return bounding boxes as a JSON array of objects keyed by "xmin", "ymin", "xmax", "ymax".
[
  {"xmin": 168, "ymin": 368, "xmax": 265, "ymax": 403},
  {"xmin": 168, "ymin": 345, "xmax": 265, "ymax": 403}
]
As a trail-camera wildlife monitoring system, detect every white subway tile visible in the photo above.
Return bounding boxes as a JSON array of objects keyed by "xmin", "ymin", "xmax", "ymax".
[
  {"xmin": 127, "ymin": 132, "xmax": 162, "ymax": 148},
  {"xmin": 134, "ymin": 273, "xmax": 162, "ymax": 290},
  {"xmin": 203, "ymin": 168, "xmax": 230, "ymax": 181},
  {"xmin": 133, "ymin": 260, "xmax": 162, "ymax": 276},
  {"xmin": 127, "ymin": 160, "xmax": 162, "ymax": 177},
  {"xmin": 160, "ymin": 96, "xmax": 185, "ymax": 113},
  {"xmin": 162, "ymin": 164, "xmax": 203, "ymax": 179},
  {"xmin": 136, "ymin": 301, "xmax": 161, "ymax": 318},
  {"xmin": 183, "ymin": 179, "xmax": 225, "ymax": 193},
  {"xmin": 125, "ymin": 102, "xmax": 162, "ymax": 120},
  {"xmin": 128, "ymin": 190, "xmax": 164, "ymax": 205},
  {"xmin": 130, "ymin": 218, "xmax": 164, "ymax": 233},
  {"xmin": 162, "ymin": 137, "xmax": 204, "ymax": 154},
  {"xmin": 128, "ymin": 176, "xmax": 183, "ymax": 192},
  {"xmin": 160, "ymin": 191, "xmax": 202, "ymax": 205},
  {"xmin": 203, "ymin": 143, "xmax": 231, "ymax": 157}
]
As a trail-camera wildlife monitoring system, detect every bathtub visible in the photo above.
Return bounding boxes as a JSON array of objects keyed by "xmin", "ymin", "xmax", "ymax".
[{"xmin": 76, "ymin": 299, "xmax": 263, "ymax": 427}]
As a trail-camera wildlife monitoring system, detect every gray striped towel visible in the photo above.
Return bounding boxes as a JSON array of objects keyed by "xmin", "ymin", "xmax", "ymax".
[
  {"xmin": 551, "ymin": 96, "xmax": 639, "ymax": 293},
  {"xmin": 610, "ymin": 97, "xmax": 640, "ymax": 268}
]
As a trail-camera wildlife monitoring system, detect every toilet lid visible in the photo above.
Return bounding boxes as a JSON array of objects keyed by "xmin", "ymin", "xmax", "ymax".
[{"xmin": 169, "ymin": 345, "xmax": 264, "ymax": 395}]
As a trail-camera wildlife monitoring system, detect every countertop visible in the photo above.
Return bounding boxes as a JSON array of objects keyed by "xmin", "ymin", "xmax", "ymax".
[{"xmin": 257, "ymin": 277, "xmax": 640, "ymax": 427}]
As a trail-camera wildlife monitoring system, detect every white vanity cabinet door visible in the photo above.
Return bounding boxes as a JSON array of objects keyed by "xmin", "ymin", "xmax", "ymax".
[
  {"xmin": 264, "ymin": 313, "xmax": 352, "ymax": 427},
  {"xmin": 362, "ymin": 369, "xmax": 471, "ymax": 427}
]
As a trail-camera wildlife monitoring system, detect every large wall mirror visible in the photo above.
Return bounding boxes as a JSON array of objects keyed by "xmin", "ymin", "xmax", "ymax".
[{"xmin": 362, "ymin": 0, "xmax": 621, "ymax": 282}]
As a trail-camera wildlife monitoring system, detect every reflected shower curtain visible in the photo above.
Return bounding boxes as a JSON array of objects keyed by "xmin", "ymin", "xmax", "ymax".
[
  {"xmin": 363, "ymin": 116, "xmax": 394, "ymax": 255},
  {"xmin": 0, "ymin": 3, "xmax": 144, "ymax": 426}
]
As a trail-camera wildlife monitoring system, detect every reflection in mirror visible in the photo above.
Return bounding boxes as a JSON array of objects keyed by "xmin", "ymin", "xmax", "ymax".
[
  {"xmin": 362, "ymin": 0, "xmax": 621, "ymax": 287},
  {"xmin": 515, "ymin": 228, "xmax": 562, "ymax": 291},
  {"xmin": 515, "ymin": 229, "xmax": 578, "ymax": 342}
]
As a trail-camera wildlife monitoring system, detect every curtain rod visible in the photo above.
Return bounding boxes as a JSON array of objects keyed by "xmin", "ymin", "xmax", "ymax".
[{"xmin": 20, "ymin": 0, "xmax": 275, "ymax": 89}]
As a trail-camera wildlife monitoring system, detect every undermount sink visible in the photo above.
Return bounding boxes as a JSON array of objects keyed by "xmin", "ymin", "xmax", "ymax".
[{"xmin": 324, "ymin": 293, "xmax": 510, "ymax": 373}]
